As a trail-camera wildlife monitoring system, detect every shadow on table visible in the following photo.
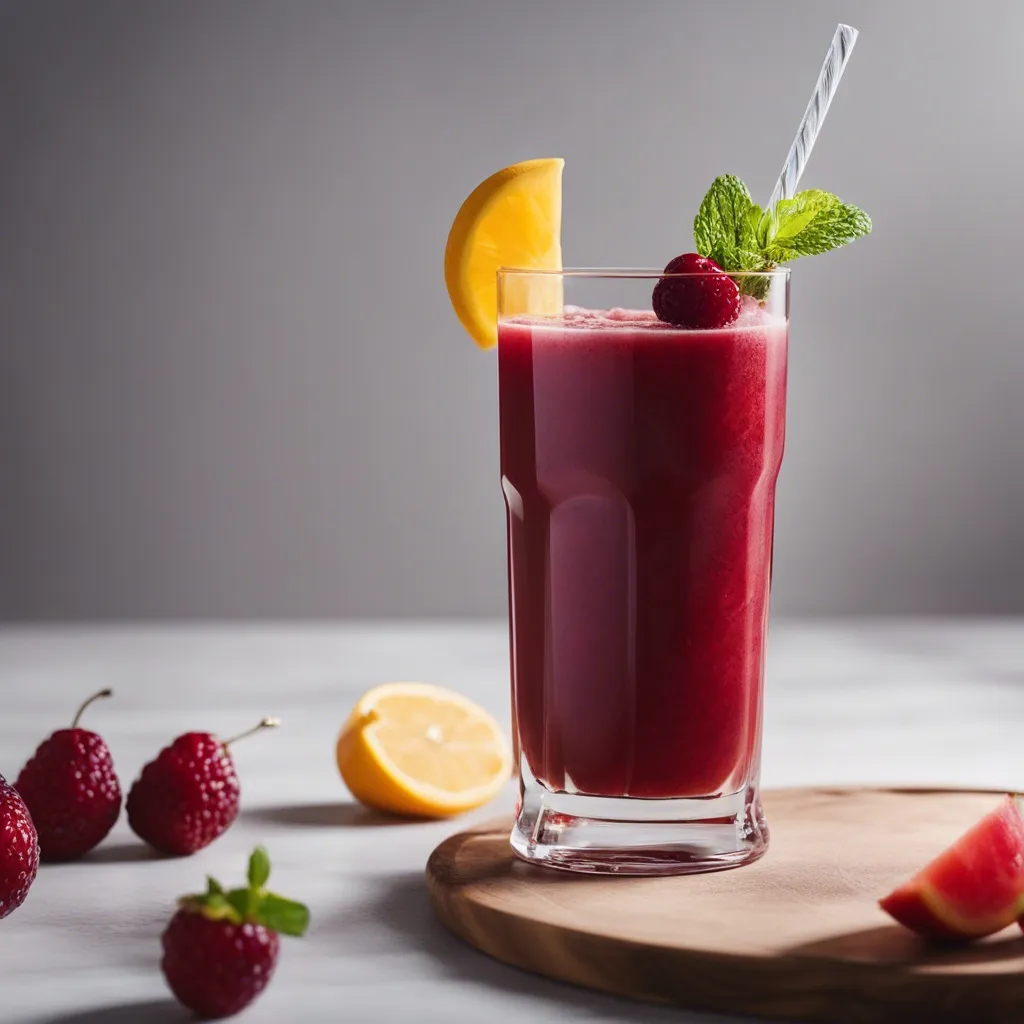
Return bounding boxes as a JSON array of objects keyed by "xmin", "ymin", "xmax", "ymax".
[
  {"xmin": 338, "ymin": 872, "xmax": 722, "ymax": 1023},
  {"xmin": 242, "ymin": 801, "xmax": 415, "ymax": 828},
  {"xmin": 81, "ymin": 842, "xmax": 164, "ymax": 865},
  {"xmin": 37, "ymin": 999, "xmax": 186, "ymax": 1023}
]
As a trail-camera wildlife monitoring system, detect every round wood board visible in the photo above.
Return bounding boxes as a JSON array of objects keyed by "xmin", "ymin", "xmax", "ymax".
[{"xmin": 426, "ymin": 788, "xmax": 1024, "ymax": 1023}]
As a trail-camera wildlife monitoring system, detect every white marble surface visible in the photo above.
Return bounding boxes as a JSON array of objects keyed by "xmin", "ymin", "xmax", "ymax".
[{"xmin": 1, "ymin": 620, "xmax": 1023, "ymax": 1023}]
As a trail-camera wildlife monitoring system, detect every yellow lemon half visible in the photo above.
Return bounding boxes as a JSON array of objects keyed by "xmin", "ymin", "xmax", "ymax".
[
  {"xmin": 444, "ymin": 158, "xmax": 564, "ymax": 349},
  {"xmin": 336, "ymin": 682, "xmax": 512, "ymax": 818}
]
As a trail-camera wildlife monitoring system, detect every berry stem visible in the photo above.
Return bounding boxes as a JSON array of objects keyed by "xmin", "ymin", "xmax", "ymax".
[
  {"xmin": 222, "ymin": 717, "xmax": 281, "ymax": 748},
  {"xmin": 71, "ymin": 688, "xmax": 114, "ymax": 728}
]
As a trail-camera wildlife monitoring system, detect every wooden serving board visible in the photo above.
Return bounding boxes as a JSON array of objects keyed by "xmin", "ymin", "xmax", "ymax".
[{"xmin": 426, "ymin": 788, "xmax": 1024, "ymax": 1023}]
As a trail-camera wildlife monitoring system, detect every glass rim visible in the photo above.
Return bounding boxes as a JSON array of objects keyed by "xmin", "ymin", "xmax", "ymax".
[{"xmin": 497, "ymin": 266, "xmax": 791, "ymax": 279}]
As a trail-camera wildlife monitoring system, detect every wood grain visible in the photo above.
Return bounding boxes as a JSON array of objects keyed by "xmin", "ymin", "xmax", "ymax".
[{"xmin": 426, "ymin": 788, "xmax": 1024, "ymax": 1023}]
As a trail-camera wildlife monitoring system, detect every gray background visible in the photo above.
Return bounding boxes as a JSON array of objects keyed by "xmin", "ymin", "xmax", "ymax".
[{"xmin": 2, "ymin": 0, "xmax": 1022, "ymax": 621}]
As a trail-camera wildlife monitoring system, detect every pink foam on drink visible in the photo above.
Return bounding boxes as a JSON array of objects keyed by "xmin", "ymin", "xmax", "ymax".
[{"xmin": 508, "ymin": 296, "xmax": 784, "ymax": 333}]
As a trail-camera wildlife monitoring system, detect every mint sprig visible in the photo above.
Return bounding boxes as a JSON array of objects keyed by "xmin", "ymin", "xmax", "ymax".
[
  {"xmin": 693, "ymin": 174, "xmax": 871, "ymax": 292},
  {"xmin": 180, "ymin": 846, "xmax": 311, "ymax": 938},
  {"xmin": 694, "ymin": 174, "xmax": 765, "ymax": 274}
]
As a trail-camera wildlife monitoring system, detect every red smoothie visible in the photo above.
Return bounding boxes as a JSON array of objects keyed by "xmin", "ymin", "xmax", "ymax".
[{"xmin": 499, "ymin": 300, "xmax": 788, "ymax": 800}]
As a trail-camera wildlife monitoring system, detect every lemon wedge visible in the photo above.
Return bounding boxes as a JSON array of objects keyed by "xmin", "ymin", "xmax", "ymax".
[
  {"xmin": 336, "ymin": 683, "xmax": 512, "ymax": 818},
  {"xmin": 444, "ymin": 158, "xmax": 564, "ymax": 349}
]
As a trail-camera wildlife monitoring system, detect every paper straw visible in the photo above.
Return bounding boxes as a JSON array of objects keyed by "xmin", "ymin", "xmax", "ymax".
[{"xmin": 767, "ymin": 23, "xmax": 859, "ymax": 213}]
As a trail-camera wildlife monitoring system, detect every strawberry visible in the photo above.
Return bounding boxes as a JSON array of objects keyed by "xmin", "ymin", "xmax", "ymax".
[
  {"xmin": 15, "ymin": 689, "xmax": 122, "ymax": 861},
  {"xmin": 161, "ymin": 846, "xmax": 309, "ymax": 1019},
  {"xmin": 126, "ymin": 718, "xmax": 278, "ymax": 856},
  {"xmin": 0, "ymin": 773, "xmax": 40, "ymax": 919}
]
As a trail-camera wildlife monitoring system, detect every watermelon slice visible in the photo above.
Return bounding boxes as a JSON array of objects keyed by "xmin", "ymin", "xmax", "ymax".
[{"xmin": 880, "ymin": 795, "xmax": 1024, "ymax": 941}]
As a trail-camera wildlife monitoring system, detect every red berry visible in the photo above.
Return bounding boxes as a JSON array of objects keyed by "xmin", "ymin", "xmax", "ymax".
[
  {"xmin": 652, "ymin": 252, "xmax": 741, "ymax": 329},
  {"xmin": 0, "ymin": 773, "xmax": 40, "ymax": 919},
  {"xmin": 162, "ymin": 909, "xmax": 279, "ymax": 1019},
  {"xmin": 15, "ymin": 689, "xmax": 122, "ymax": 862},
  {"xmin": 127, "ymin": 718, "xmax": 277, "ymax": 856},
  {"xmin": 127, "ymin": 733, "xmax": 241, "ymax": 856},
  {"xmin": 161, "ymin": 846, "xmax": 308, "ymax": 1018}
]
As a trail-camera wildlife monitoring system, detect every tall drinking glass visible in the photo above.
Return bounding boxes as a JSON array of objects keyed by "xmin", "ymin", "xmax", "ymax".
[{"xmin": 497, "ymin": 268, "xmax": 789, "ymax": 875}]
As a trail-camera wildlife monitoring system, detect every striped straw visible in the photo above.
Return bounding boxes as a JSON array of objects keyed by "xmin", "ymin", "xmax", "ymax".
[{"xmin": 767, "ymin": 23, "xmax": 859, "ymax": 215}]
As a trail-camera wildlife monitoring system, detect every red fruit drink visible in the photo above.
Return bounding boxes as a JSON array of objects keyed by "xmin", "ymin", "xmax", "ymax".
[{"xmin": 499, "ymin": 299, "xmax": 787, "ymax": 804}]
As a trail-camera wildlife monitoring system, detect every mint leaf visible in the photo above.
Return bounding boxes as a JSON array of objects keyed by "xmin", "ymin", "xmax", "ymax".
[
  {"xmin": 248, "ymin": 846, "xmax": 271, "ymax": 890},
  {"xmin": 737, "ymin": 272, "xmax": 771, "ymax": 301},
  {"xmin": 693, "ymin": 177, "xmax": 772, "ymax": 298},
  {"xmin": 687, "ymin": 176, "xmax": 870, "ymax": 305},
  {"xmin": 692, "ymin": 176, "xmax": 870, "ymax": 275},
  {"xmin": 694, "ymin": 175, "xmax": 758, "ymax": 267},
  {"xmin": 257, "ymin": 893, "xmax": 311, "ymax": 937},
  {"xmin": 764, "ymin": 190, "xmax": 871, "ymax": 262},
  {"xmin": 720, "ymin": 245, "xmax": 766, "ymax": 272},
  {"xmin": 748, "ymin": 204, "xmax": 772, "ymax": 251}
]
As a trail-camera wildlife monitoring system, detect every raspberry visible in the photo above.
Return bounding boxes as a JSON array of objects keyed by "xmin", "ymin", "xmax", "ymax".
[
  {"xmin": 162, "ymin": 910, "xmax": 280, "ymax": 1019},
  {"xmin": 161, "ymin": 846, "xmax": 309, "ymax": 1019},
  {"xmin": 127, "ymin": 718, "xmax": 277, "ymax": 856},
  {"xmin": 127, "ymin": 733, "xmax": 241, "ymax": 856},
  {"xmin": 0, "ymin": 773, "xmax": 40, "ymax": 919},
  {"xmin": 652, "ymin": 253, "xmax": 740, "ymax": 329},
  {"xmin": 15, "ymin": 689, "xmax": 122, "ymax": 861}
]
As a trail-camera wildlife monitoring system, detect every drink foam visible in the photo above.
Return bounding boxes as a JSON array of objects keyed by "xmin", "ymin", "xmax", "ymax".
[{"xmin": 503, "ymin": 296, "xmax": 786, "ymax": 332}]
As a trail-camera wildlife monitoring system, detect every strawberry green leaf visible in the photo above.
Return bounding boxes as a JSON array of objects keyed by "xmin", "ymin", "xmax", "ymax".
[
  {"xmin": 179, "ymin": 847, "xmax": 308, "ymax": 933},
  {"xmin": 200, "ymin": 893, "xmax": 239, "ymax": 922},
  {"xmin": 257, "ymin": 893, "xmax": 310, "ymax": 937},
  {"xmin": 226, "ymin": 886, "xmax": 255, "ymax": 921},
  {"xmin": 248, "ymin": 846, "xmax": 271, "ymax": 890},
  {"xmin": 180, "ymin": 882, "xmax": 242, "ymax": 924}
]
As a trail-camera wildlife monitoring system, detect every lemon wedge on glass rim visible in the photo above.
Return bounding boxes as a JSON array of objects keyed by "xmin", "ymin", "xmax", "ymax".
[
  {"xmin": 444, "ymin": 158, "xmax": 564, "ymax": 350},
  {"xmin": 336, "ymin": 683, "xmax": 513, "ymax": 818}
]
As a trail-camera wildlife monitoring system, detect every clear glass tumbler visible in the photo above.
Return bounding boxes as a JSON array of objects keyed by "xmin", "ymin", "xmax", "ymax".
[{"xmin": 497, "ymin": 268, "xmax": 789, "ymax": 875}]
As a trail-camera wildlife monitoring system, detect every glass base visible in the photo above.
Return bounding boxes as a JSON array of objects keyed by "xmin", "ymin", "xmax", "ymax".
[{"xmin": 511, "ymin": 765, "xmax": 768, "ymax": 876}]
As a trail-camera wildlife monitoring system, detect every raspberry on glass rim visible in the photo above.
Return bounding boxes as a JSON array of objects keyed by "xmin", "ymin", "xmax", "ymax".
[{"xmin": 652, "ymin": 253, "xmax": 741, "ymax": 329}]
